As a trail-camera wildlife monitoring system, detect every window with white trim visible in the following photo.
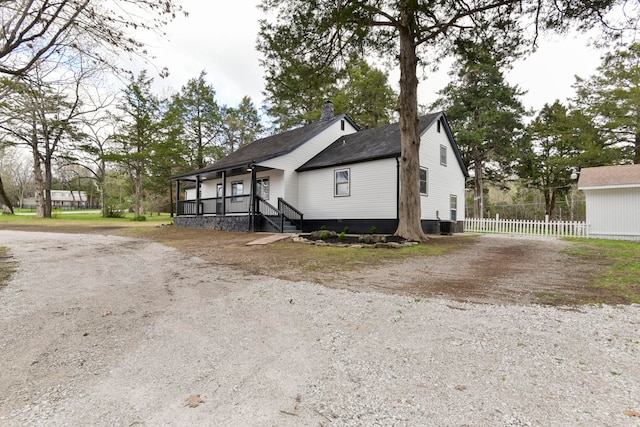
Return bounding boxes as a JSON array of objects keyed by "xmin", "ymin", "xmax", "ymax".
[
  {"xmin": 256, "ymin": 177, "xmax": 270, "ymax": 200},
  {"xmin": 334, "ymin": 168, "xmax": 350, "ymax": 197},
  {"xmin": 440, "ymin": 145, "xmax": 447, "ymax": 166},
  {"xmin": 231, "ymin": 181, "xmax": 243, "ymax": 202},
  {"xmin": 450, "ymin": 194, "xmax": 457, "ymax": 221},
  {"xmin": 231, "ymin": 181, "xmax": 243, "ymax": 196},
  {"xmin": 419, "ymin": 167, "xmax": 428, "ymax": 195}
]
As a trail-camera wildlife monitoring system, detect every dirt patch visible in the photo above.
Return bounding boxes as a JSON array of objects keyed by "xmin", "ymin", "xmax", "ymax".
[{"xmin": 0, "ymin": 222, "xmax": 615, "ymax": 305}]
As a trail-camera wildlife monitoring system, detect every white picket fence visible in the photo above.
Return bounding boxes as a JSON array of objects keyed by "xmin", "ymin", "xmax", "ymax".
[{"xmin": 464, "ymin": 215, "xmax": 590, "ymax": 238}]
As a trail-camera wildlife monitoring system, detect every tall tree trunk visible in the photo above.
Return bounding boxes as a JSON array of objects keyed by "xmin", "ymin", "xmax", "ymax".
[
  {"xmin": 135, "ymin": 162, "xmax": 142, "ymax": 218},
  {"xmin": 43, "ymin": 156, "xmax": 53, "ymax": 217},
  {"xmin": 32, "ymin": 149, "xmax": 45, "ymax": 218},
  {"xmin": 544, "ymin": 188, "xmax": 557, "ymax": 218},
  {"xmin": 0, "ymin": 175, "xmax": 15, "ymax": 214},
  {"xmin": 394, "ymin": 6, "xmax": 427, "ymax": 242},
  {"xmin": 634, "ymin": 131, "xmax": 639, "ymax": 164},
  {"xmin": 473, "ymin": 146, "xmax": 484, "ymax": 218}
]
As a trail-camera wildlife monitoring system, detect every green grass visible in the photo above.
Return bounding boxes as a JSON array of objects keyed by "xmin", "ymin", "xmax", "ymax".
[
  {"xmin": 563, "ymin": 238, "xmax": 640, "ymax": 304},
  {"xmin": 1, "ymin": 211, "xmax": 172, "ymax": 224}
]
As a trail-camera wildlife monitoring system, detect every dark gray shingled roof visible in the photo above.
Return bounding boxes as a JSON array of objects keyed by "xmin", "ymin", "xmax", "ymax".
[
  {"xmin": 173, "ymin": 113, "xmax": 357, "ymax": 180},
  {"xmin": 297, "ymin": 112, "xmax": 468, "ymax": 176}
]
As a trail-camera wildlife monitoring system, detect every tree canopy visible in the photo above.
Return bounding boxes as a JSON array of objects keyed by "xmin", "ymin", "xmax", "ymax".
[
  {"xmin": 258, "ymin": 0, "xmax": 634, "ymax": 240},
  {"xmin": 0, "ymin": 0, "xmax": 186, "ymax": 77},
  {"xmin": 574, "ymin": 43, "xmax": 640, "ymax": 164}
]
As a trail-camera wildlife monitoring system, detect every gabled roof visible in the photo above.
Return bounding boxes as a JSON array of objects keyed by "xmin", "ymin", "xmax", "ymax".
[
  {"xmin": 173, "ymin": 114, "xmax": 358, "ymax": 180},
  {"xmin": 578, "ymin": 164, "xmax": 640, "ymax": 189},
  {"xmin": 296, "ymin": 112, "xmax": 468, "ymax": 176}
]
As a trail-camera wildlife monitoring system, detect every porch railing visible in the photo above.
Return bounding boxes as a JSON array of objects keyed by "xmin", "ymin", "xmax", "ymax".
[
  {"xmin": 256, "ymin": 197, "xmax": 284, "ymax": 232},
  {"xmin": 177, "ymin": 195, "xmax": 250, "ymax": 216},
  {"xmin": 278, "ymin": 197, "xmax": 303, "ymax": 230}
]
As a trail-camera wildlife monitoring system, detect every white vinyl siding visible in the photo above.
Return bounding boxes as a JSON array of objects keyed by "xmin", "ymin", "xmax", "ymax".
[
  {"xmin": 584, "ymin": 187, "xmax": 640, "ymax": 240},
  {"xmin": 420, "ymin": 121, "xmax": 466, "ymax": 222},
  {"xmin": 195, "ymin": 170, "xmax": 285, "ymax": 204},
  {"xmin": 298, "ymin": 158, "xmax": 397, "ymax": 219}
]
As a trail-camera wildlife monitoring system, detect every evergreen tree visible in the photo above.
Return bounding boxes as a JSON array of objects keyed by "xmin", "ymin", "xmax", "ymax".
[
  {"xmin": 222, "ymin": 96, "xmax": 264, "ymax": 154},
  {"xmin": 110, "ymin": 71, "xmax": 161, "ymax": 218},
  {"xmin": 432, "ymin": 40, "xmax": 526, "ymax": 218},
  {"xmin": 262, "ymin": 57, "xmax": 397, "ymax": 131},
  {"xmin": 168, "ymin": 71, "xmax": 224, "ymax": 170},
  {"xmin": 519, "ymin": 101, "xmax": 615, "ymax": 218},
  {"xmin": 574, "ymin": 43, "xmax": 640, "ymax": 163}
]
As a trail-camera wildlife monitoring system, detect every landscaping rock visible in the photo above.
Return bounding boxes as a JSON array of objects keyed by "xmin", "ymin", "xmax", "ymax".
[{"xmin": 358, "ymin": 234, "xmax": 387, "ymax": 244}]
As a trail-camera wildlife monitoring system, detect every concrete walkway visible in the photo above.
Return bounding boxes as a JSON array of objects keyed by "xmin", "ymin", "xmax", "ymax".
[{"xmin": 245, "ymin": 233, "xmax": 293, "ymax": 245}]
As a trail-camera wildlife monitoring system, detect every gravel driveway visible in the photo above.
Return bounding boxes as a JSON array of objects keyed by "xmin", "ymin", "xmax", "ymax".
[{"xmin": 0, "ymin": 230, "xmax": 639, "ymax": 426}]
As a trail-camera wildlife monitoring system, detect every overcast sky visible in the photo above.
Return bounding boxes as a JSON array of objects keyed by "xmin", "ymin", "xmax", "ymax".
[{"xmin": 139, "ymin": 1, "xmax": 609, "ymax": 116}]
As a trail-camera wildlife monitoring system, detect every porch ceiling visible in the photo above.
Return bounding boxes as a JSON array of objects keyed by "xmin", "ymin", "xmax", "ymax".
[{"xmin": 175, "ymin": 165, "xmax": 273, "ymax": 182}]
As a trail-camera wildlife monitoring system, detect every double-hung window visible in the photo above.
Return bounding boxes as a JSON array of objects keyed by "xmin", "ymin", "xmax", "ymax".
[
  {"xmin": 419, "ymin": 167, "xmax": 428, "ymax": 195},
  {"xmin": 440, "ymin": 145, "xmax": 447, "ymax": 166},
  {"xmin": 334, "ymin": 168, "xmax": 350, "ymax": 197},
  {"xmin": 256, "ymin": 178, "xmax": 270, "ymax": 200},
  {"xmin": 231, "ymin": 181, "xmax": 243, "ymax": 202},
  {"xmin": 450, "ymin": 194, "xmax": 457, "ymax": 221}
]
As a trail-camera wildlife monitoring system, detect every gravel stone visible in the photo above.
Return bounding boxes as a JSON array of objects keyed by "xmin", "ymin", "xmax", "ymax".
[{"xmin": 0, "ymin": 230, "xmax": 638, "ymax": 426}]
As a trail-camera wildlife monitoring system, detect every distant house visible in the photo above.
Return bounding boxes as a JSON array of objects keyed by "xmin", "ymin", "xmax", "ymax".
[
  {"xmin": 22, "ymin": 190, "xmax": 88, "ymax": 209},
  {"xmin": 578, "ymin": 164, "xmax": 640, "ymax": 241},
  {"xmin": 172, "ymin": 102, "xmax": 468, "ymax": 234}
]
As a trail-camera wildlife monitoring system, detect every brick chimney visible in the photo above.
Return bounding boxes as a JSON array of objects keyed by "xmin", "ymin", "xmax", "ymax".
[{"xmin": 321, "ymin": 100, "xmax": 334, "ymax": 121}]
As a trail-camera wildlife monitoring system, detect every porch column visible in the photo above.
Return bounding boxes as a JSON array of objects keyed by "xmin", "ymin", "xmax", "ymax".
[
  {"xmin": 175, "ymin": 180, "xmax": 181, "ymax": 216},
  {"xmin": 195, "ymin": 175, "xmax": 201, "ymax": 215},
  {"xmin": 221, "ymin": 171, "xmax": 226, "ymax": 216},
  {"xmin": 249, "ymin": 165, "xmax": 257, "ymax": 232}
]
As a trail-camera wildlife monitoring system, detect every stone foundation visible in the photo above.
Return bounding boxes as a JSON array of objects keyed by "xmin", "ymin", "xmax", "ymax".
[{"xmin": 174, "ymin": 215, "xmax": 251, "ymax": 232}]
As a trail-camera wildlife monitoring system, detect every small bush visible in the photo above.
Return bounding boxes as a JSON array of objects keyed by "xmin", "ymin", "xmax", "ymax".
[
  {"xmin": 342, "ymin": 226, "xmax": 349, "ymax": 234},
  {"xmin": 320, "ymin": 225, "xmax": 327, "ymax": 230},
  {"xmin": 132, "ymin": 215, "xmax": 147, "ymax": 221},
  {"xmin": 105, "ymin": 207, "xmax": 125, "ymax": 218},
  {"xmin": 370, "ymin": 226, "xmax": 377, "ymax": 234},
  {"xmin": 319, "ymin": 231, "xmax": 329, "ymax": 240},
  {"xmin": 339, "ymin": 231, "xmax": 347, "ymax": 240}
]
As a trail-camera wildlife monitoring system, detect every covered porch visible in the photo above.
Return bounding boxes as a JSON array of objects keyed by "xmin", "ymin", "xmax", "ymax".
[{"xmin": 173, "ymin": 163, "xmax": 303, "ymax": 233}]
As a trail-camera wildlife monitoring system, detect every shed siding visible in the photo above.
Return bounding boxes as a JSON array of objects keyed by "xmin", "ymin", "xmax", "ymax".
[
  {"xmin": 584, "ymin": 187, "xmax": 640, "ymax": 240},
  {"xmin": 298, "ymin": 158, "xmax": 397, "ymax": 219},
  {"xmin": 419, "ymin": 121, "xmax": 466, "ymax": 221},
  {"xmin": 259, "ymin": 119, "xmax": 358, "ymax": 206}
]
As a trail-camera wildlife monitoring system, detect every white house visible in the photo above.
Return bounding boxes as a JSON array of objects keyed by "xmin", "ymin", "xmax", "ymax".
[
  {"xmin": 578, "ymin": 164, "xmax": 640, "ymax": 241},
  {"xmin": 22, "ymin": 190, "xmax": 88, "ymax": 209},
  {"xmin": 173, "ymin": 102, "xmax": 468, "ymax": 234}
]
